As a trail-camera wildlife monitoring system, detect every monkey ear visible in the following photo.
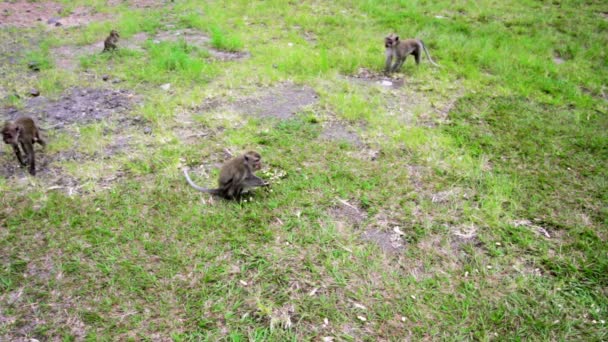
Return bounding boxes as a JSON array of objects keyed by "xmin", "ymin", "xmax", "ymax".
[
  {"xmin": 15, "ymin": 126, "xmax": 20, "ymax": 132},
  {"xmin": 244, "ymin": 155, "xmax": 249, "ymax": 162},
  {"xmin": 395, "ymin": 36, "xmax": 399, "ymax": 41}
]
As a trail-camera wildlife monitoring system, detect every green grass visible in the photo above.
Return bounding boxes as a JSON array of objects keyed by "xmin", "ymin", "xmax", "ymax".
[{"xmin": 1, "ymin": 0, "xmax": 607, "ymax": 341}]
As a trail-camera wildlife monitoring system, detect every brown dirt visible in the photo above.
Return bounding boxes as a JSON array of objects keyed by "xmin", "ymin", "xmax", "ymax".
[
  {"xmin": 52, "ymin": 32, "xmax": 149, "ymax": 70},
  {"xmin": 108, "ymin": 0, "xmax": 174, "ymax": 9},
  {"xmin": 320, "ymin": 121, "xmax": 363, "ymax": 147},
  {"xmin": 346, "ymin": 68, "xmax": 465, "ymax": 127},
  {"xmin": 329, "ymin": 198, "xmax": 367, "ymax": 228},
  {"xmin": 361, "ymin": 229, "xmax": 405, "ymax": 254},
  {"xmin": 348, "ymin": 68, "xmax": 404, "ymax": 89},
  {"xmin": 53, "ymin": 29, "xmax": 248, "ymax": 70},
  {"xmin": 153, "ymin": 29, "xmax": 250, "ymax": 61},
  {"xmin": 5, "ymin": 87, "xmax": 136, "ymax": 126},
  {"xmin": 1, "ymin": 87, "xmax": 146, "ymax": 189},
  {"xmin": 201, "ymin": 83, "xmax": 319, "ymax": 120},
  {"xmin": 0, "ymin": 1, "xmax": 109, "ymax": 28}
]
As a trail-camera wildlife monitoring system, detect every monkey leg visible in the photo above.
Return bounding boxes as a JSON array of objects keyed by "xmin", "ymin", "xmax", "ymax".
[
  {"xmin": 12, "ymin": 144, "xmax": 26, "ymax": 166},
  {"xmin": 392, "ymin": 57, "xmax": 406, "ymax": 72},
  {"xmin": 384, "ymin": 55, "xmax": 394, "ymax": 74},
  {"xmin": 413, "ymin": 50, "xmax": 421, "ymax": 65},
  {"xmin": 22, "ymin": 142, "xmax": 36, "ymax": 175},
  {"xmin": 35, "ymin": 132, "xmax": 46, "ymax": 147}
]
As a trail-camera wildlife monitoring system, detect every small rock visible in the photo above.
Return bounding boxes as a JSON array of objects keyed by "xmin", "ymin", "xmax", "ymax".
[
  {"xmin": 28, "ymin": 62, "xmax": 40, "ymax": 71},
  {"xmin": 47, "ymin": 17, "xmax": 60, "ymax": 25},
  {"xmin": 160, "ymin": 83, "xmax": 171, "ymax": 91},
  {"xmin": 37, "ymin": 18, "xmax": 42, "ymax": 21},
  {"xmin": 380, "ymin": 80, "xmax": 393, "ymax": 87},
  {"xmin": 55, "ymin": 22, "xmax": 62, "ymax": 27},
  {"xmin": 111, "ymin": 79, "xmax": 122, "ymax": 84},
  {"xmin": 102, "ymin": 74, "xmax": 110, "ymax": 81},
  {"xmin": 29, "ymin": 89, "xmax": 40, "ymax": 97},
  {"xmin": 143, "ymin": 127, "xmax": 152, "ymax": 135}
]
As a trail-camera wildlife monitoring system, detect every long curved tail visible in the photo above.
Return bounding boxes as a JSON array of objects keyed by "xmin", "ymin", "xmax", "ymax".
[
  {"xmin": 420, "ymin": 40, "xmax": 441, "ymax": 67},
  {"xmin": 183, "ymin": 168, "xmax": 221, "ymax": 194}
]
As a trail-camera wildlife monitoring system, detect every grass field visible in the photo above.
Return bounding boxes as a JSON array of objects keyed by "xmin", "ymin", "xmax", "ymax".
[{"xmin": 0, "ymin": 0, "xmax": 606, "ymax": 340}]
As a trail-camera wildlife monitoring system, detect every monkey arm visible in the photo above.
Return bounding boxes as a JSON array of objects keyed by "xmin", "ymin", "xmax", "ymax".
[
  {"xmin": 384, "ymin": 50, "xmax": 394, "ymax": 73},
  {"xmin": 11, "ymin": 144, "xmax": 26, "ymax": 165},
  {"xmin": 244, "ymin": 174, "xmax": 269, "ymax": 187}
]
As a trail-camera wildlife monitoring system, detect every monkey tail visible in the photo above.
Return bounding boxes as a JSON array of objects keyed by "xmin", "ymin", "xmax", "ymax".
[
  {"xmin": 183, "ymin": 168, "xmax": 221, "ymax": 194},
  {"xmin": 420, "ymin": 40, "xmax": 441, "ymax": 67}
]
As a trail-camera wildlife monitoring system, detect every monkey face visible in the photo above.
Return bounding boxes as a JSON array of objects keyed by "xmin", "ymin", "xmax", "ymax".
[
  {"xmin": 244, "ymin": 151, "xmax": 262, "ymax": 171},
  {"xmin": 385, "ymin": 34, "xmax": 399, "ymax": 48},
  {"xmin": 2, "ymin": 125, "xmax": 19, "ymax": 145},
  {"xmin": 110, "ymin": 30, "xmax": 120, "ymax": 38}
]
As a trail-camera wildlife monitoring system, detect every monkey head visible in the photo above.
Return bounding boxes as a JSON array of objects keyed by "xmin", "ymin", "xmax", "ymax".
[
  {"xmin": 2, "ymin": 123, "xmax": 19, "ymax": 145},
  {"xmin": 110, "ymin": 30, "xmax": 120, "ymax": 38},
  {"xmin": 385, "ymin": 34, "xmax": 399, "ymax": 48},
  {"xmin": 244, "ymin": 151, "xmax": 262, "ymax": 171}
]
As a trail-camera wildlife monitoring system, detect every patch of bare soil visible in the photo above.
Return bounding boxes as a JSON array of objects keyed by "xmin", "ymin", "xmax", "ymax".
[
  {"xmin": 0, "ymin": 1, "xmax": 109, "ymax": 28},
  {"xmin": 108, "ymin": 0, "xmax": 174, "ymax": 8},
  {"xmin": 153, "ymin": 29, "xmax": 250, "ymax": 61},
  {"xmin": 52, "ymin": 32, "xmax": 148, "ymax": 70},
  {"xmin": 5, "ymin": 87, "xmax": 135, "ymax": 126},
  {"xmin": 320, "ymin": 121, "xmax": 363, "ymax": 147},
  {"xmin": 347, "ymin": 68, "xmax": 465, "ymax": 127},
  {"xmin": 172, "ymin": 110, "xmax": 218, "ymax": 144},
  {"xmin": 201, "ymin": 83, "xmax": 319, "ymax": 120},
  {"xmin": 361, "ymin": 228, "xmax": 405, "ymax": 253},
  {"xmin": 329, "ymin": 198, "xmax": 367, "ymax": 228},
  {"xmin": 348, "ymin": 68, "xmax": 404, "ymax": 89},
  {"xmin": 0, "ymin": 87, "xmax": 145, "ymax": 190}
]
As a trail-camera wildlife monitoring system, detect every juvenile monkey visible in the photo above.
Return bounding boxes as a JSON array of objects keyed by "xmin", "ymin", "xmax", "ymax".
[
  {"xmin": 102, "ymin": 30, "xmax": 120, "ymax": 52},
  {"xmin": 183, "ymin": 150, "xmax": 269, "ymax": 199},
  {"xmin": 384, "ymin": 34, "xmax": 440, "ymax": 73},
  {"xmin": 2, "ymin": 116, "xmax": 46, "ymax": 176}
]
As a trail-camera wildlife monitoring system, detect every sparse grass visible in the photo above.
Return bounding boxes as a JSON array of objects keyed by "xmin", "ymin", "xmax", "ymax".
[
  {"xmin": 210, "ymin": 26, "xmax": 243, "ymax": 52},
  {"xmin": 1, "ymin": 0, "xmax": 607, "ymax": 341}
]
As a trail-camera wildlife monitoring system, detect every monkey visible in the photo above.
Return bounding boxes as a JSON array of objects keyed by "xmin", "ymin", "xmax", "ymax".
[
  {"xmin": 102, "ymin": 30, "xmax": 120, "ymax": 52},
  {"xmin": 183, "ymin": 150, "xmax": 269, "ymax": 199},
  {"xmin": 384, "ymin": 34, "xmax": 440, "ymax": 73},
  {"xmin": 2, "ymin": 116, "xmax": 46, "ymax": 176}
]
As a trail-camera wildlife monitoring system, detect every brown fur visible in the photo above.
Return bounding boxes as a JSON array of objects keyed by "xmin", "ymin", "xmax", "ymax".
[
  {"xmin": 183, "ymin": 151, "xmax": 269, "ymax": 199},
  {"xmin": 103, "ymin": 30, "xmax": 120, "ymax": 52},
  {"xmin": 2, "ymin": 116, "xmax": 46, "ymax": 175},
  {"xmin": 384, "ymin": 34, "xmax": 440, "ymax": 73}
]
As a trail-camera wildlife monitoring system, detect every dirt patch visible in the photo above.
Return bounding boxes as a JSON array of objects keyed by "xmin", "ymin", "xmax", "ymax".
[
  {"xmin": 52, "ymin": 32, "xmax": 149, "ymax": 70},
  {"xmin": 320, "ymin": 121, "xmax": 363, "ymax": 147},
  {"xmin": 553, "ymin": 56, "xmax": 565, "ymax": 65},
  {"xmin": 361, "ymin": 229, "xmax": 405, "ymax": 253},
  {"xmin": 348, "ymin": 68, "xmax": 404, "ymax": 89},
  {"xmin": 5, "ymin": 87, "xmax": 136, "ymax": 126},
  {"xmin": 172, "ymin": 110, "xmax": 218, "ymax": 144},
  {"xmin": 108, "ymin": 0, "xmax": 174, "ymax": 8},
  {"xmin": 201, "ymin": 83, "xmax": 318, "ymax": 120},
  {"xmin": 52, "ymin": 29, "xmax": 248, "ymax": 70},
  {"xmin": 347, "ymin": 68, "xmax": 464, "ymax": 127},
  {"xmin": 329, "ymin": 198, "xmax": 367, "ymax": 228},
  {"xmin": 0, "ymin": 1, "xmax": 109, "ymax": 28},
  {"xmin": 153, "ymin": 29, "xmax": 250, "ymax": 61},
  {"xmin": 1, "ymin": 87, "xmax": 144, "ymax": 190}
]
